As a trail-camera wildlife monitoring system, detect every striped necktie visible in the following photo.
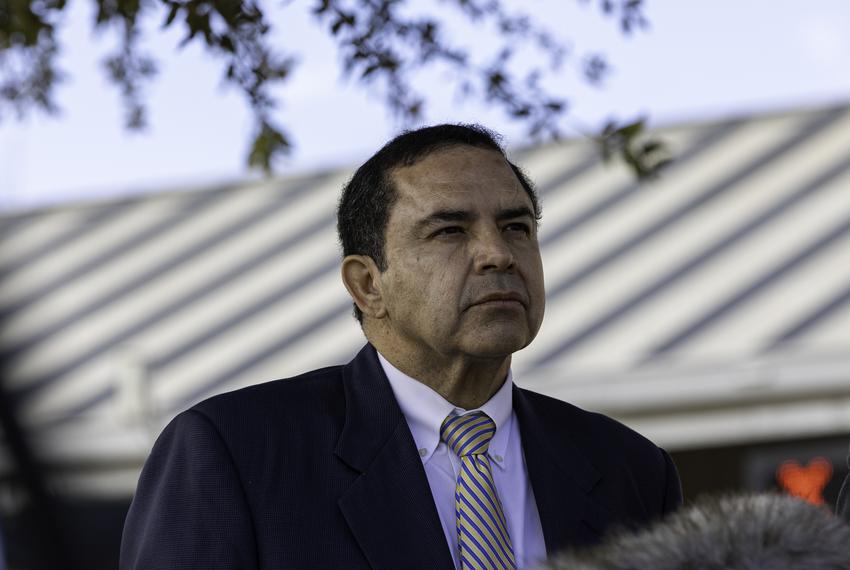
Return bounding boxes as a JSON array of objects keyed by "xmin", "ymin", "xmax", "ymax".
[{"xmin": 440, "ymin": 412, "xmax": 517, "ymax": 570}]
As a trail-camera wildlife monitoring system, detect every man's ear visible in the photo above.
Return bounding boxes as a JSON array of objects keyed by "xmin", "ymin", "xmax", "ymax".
[{"xmin": 340, "ymin": 255, "xmax": 387, "ymax": 319}]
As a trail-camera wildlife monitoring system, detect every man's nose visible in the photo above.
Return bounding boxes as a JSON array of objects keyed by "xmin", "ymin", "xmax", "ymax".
[{"xmin": 472, "ymin": 230, "xmax": 515, "ymax": 273}]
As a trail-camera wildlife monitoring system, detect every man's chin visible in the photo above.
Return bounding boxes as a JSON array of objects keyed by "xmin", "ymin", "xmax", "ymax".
[{"xmin": 461, "ymin": 329, "xmax": 533, "ymax": 359}]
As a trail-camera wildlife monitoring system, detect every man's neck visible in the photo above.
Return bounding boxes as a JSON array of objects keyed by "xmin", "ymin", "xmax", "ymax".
[{"xmin": 370, "ymin": 339, "xmax": 511, "ymax": 410}]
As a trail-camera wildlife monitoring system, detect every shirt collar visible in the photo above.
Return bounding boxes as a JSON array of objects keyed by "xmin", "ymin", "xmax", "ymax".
[{"xmin": 378, "ymin": 352, "xmax": 514, "ymax": 470}]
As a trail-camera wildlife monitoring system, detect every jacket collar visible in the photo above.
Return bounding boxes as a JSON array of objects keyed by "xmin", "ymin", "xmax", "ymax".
[
  {"xmin": 333, "ymin": 345, "xmax": 613, "ymax": 565},
  {"xmin": 335, "ymin": 344, "xmax": 454, "ymax": 569},
  {"xmin": 512, "ymin": 385, "xmax": 612, "ymax": 553}
]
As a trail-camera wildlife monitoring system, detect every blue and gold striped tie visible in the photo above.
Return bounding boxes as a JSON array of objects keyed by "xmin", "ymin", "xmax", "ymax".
[{"xmin": 441, "ymin": 412, "xmax": 517, "ymax": 570}]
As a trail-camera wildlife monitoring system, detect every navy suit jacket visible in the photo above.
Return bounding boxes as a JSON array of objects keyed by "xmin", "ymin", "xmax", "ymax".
[{"xmin": 120, "ymin": 344, "xmax": 681, "ymax": 569}]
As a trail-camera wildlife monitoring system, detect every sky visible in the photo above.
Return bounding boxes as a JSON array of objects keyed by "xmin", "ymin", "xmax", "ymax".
[{"xmin": 1, "ymin": 0, "xmax": 849, "ymax": 211}]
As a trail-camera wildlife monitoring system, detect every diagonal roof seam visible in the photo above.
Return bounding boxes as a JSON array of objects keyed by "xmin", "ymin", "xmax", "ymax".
[
  {"xmin": 538, "ymin": 121, "xmax": 740, "ymax": 249},
  {"xmin": 530, "ymin": 150, "xmax": 850, "ymax": 367},
  {"xmin": 0, "ymin": 174, "xmax": 335, "ymax": 366},
  {"xmin": 763, "ymin": 277, "xmax": 850, "ymax": 349},
  {"xmin": 541, "ymin": 107, "xmax": 845, "ymax": 303},
  {"xmin": 147, "ymin": 256, "xmax": 341, "ymax": 372},
  {"xmin": 173, "ymin": 297, "xmax": 354, "ymax": 411},
  {"xmin": 0, "ymin": 190, "xmax": 220, "ymax": 320},
  {"xmin": 645, "ymin": 208, "xmax": 850, "ymax": 358},
  {"xmin": 0, "ymin": 203, "xmax": 135, "ymax": 280},
  {"xmin": 9, "ymin": 216, "xmax": 340, "ymax": 403}
]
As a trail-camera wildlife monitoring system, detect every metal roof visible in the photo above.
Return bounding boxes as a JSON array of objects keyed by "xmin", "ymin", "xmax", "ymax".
[{"xmin": 1, "ymin": 104, "xmax": 849, "ymax": 483}]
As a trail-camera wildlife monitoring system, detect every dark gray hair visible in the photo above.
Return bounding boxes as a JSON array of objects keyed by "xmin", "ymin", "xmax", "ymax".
[{"xmin": 542, "ymin": 493, "xmax": 850, "ymax": 570}]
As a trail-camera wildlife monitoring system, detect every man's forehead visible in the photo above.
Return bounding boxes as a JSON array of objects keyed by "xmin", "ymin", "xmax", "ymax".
[
  {"xmin": 390, "ymin": 146, "xmax": 527, "ymax": 205},
  {"xmin": 392, "ymin": 144, "xmax": 508, "ymax": 176}
]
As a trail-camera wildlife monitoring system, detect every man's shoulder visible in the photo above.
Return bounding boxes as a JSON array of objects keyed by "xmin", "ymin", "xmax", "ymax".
[
  {"xmin": 517, "ymin": 387, "xmax": 661, "ymax": 456},
  {"xmin": 517, "ymin": 387, "xmax": 681, "ymax": 519},
  {"xmin": 189, "ymin": 363, "xmax": 347, "ymax": 426},
  {"xmin": 140, "ymin": 362, "xmax": 358, "ymax": 489}
]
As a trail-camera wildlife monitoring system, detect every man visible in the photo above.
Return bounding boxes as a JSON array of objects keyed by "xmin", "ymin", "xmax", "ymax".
[{"xmin": 120, "ymin": 124, "xmax": 681, "ymax": 569}]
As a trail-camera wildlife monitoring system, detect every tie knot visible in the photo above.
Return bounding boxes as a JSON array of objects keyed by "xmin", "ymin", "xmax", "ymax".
[{"xmin": 440, "ymin": 412, "xmax": 496, "ymax": 457}]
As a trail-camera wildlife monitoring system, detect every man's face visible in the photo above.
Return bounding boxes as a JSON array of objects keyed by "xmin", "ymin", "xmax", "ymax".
[{"xmin": 375, "ymin": 145, "xmax": 545, "ymax": 363}]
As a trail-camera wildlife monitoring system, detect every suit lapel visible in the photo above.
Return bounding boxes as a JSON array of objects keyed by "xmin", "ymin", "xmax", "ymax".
[
  {"xmin": 335, "ymin": 345, "xmax": 454, "ymax": 569},
  {"xmin": 513, "ymin": 386, "xmax": 612, "ymax": 553}
]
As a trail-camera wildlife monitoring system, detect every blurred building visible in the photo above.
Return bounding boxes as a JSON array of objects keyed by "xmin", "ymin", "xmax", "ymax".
[{"xmin": 1, "ymin": 103, "xmax": 850, "ymax": 567}]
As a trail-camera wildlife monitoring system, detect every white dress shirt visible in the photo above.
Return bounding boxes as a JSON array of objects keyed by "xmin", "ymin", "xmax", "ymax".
[{"xmin": 378, "ymin": 353, "xmax": 547, "ymax": 569}]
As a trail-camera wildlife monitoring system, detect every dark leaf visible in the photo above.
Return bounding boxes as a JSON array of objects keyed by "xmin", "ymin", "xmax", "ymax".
[
  {"xmin": 163, "ymin": 2, "xmax": 180, "ymax": 28},
  {"xmin": 248, "ymin": 122, "xmax": 291, "ymax": 173},
  {"xmin": 641, "ymin": 140, "xmax": 664, "ymax": 155},
  {"xmin": 0, "ymin": 0, "xmax": 660, "ymax": 182},
  {"xmin": 601, "ymin": 120, "xmax": 618, "ymax": 137},
  {"xmin": 312, "ymin": 0, "xmax": 331, "ymax": 15},
  {"xmin": 583, "ymin": 54, "xmax": 609, "ymax": 84},
  {"xmin": 218, "ymin": 35, "xmax": 236, "ymax": 53},
  {"xmin": 616, "ymin": 118, "xmax": 645, "ymax": 139},
  {"xmin": 361, "ymin": 63, "xmax": 379, "ymax": 78}
]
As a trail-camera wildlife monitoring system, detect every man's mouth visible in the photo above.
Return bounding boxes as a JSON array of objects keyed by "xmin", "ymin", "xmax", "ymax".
[{"xmin": 469, "ymin": 292, "xmax": 526, "ymax": 308}]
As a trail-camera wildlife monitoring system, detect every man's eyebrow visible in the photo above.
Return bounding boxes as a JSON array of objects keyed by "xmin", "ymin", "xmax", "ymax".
[
  {"xmin": 415, "ymin": 206, "xmax": 536, "ymax": 230},
  {"xmin": 416, "ymin": 209, "xmax": 474, "ymax": 228},
  {"xmin": 496, "ymin": 206, "xmax": 535, "ymax": 222}
]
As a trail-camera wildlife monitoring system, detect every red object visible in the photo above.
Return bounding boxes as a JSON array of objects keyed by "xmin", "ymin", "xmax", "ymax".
[{"xmin": 776, "ymin": 457, "xmax": 833, "ymax": 505}]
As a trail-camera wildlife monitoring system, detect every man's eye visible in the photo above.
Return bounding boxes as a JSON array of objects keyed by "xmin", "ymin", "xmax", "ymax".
[
  {"xmin": 504, "ymin": 222, "xmax": 531, "ymax": 234},
  {"xmin": 434, "ymin": 226, "xmax": 464, "ymax": 236}
]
